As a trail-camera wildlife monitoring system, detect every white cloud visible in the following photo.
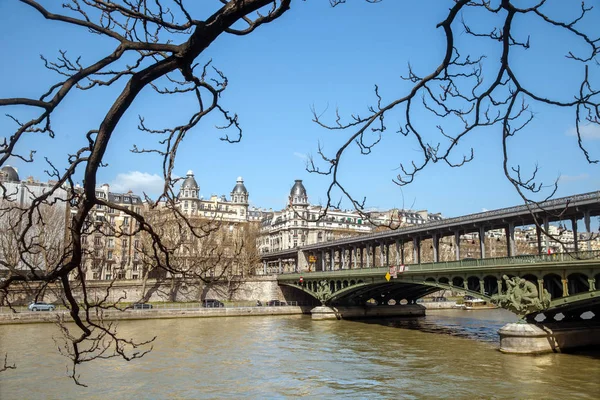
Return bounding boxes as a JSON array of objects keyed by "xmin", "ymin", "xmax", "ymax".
[
  {"xmin": 558, "ymin": 173, "xmax": 589, "ymax": 183},
  {"xmin": 293, "ymin": 152, "xmax": 308, "ymax": 160},
  {"xmin": 481, "ymin": 208, "xmax": 489, "ymax": 212},
  {"xmin": 566, "ymin": 124, "xmax": 600, "ymax": 140},
  {"xmin": 110, "ymin": 171, "xmax": 164, "ymax": 195}
]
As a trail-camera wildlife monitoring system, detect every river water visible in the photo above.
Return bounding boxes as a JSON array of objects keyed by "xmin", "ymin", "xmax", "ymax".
[{"xmin": 1, "ymin": 309, "xmax": 599, "ymax": 399}]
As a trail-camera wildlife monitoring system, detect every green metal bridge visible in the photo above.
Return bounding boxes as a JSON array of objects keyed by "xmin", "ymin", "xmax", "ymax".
[{"xmin": 277, "ymin": 250, "xmax": 600, "ymax": 323}]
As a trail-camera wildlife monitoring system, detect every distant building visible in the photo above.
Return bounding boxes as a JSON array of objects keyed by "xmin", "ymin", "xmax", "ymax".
[
  {"xmin": 0, "ymin": 166, "xmax": 69, "ymax": 275},
  {"xmin": 176, "ymin": 170, "xmax": 265, "ymax": 222},
  {"xmin": 76, "ymin": 183, "xmax": 145, "ymax": 281},
  {"xmin": 259, "ymin": 180, "xmax": 374, "ymax": 254}
]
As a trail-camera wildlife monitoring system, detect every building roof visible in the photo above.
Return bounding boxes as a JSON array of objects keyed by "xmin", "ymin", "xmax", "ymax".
[
  {"xmin": 0, "ymin": 165, "xmax": 20, "ymax": 182},
  {"xmin": 290, "ymin": 179, "xmax": 307, "ymax": 198},
  {"xmin": 231, "ymin": 176, "xmax": 248, "ymax": 195},
  {"xmin": 181, "ymin": 170, "xmax": 199, "ymax": 190}
]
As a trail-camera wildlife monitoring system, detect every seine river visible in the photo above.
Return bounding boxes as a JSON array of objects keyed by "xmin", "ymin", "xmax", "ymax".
[{"xmin": 1, "ymin": 309, "xmax": 599, "ymax": 399}]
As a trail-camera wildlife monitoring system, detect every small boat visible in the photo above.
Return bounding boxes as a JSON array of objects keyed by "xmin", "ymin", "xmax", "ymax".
[{"xmin": 461, "ymin": 295, "xmax": 497, "ymax": 310}]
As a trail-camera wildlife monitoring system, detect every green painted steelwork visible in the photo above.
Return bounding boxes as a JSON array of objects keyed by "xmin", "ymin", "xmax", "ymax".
[
  {"xmin": 279, "ymin": 250, "xmax": 600, "ymax": 281},
  {"xmin": 277, "ymin": 250, "xmax": 600, "ymax": 315}
]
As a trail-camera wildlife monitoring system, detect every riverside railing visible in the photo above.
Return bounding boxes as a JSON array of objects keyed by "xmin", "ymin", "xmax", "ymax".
[
  {"xmin": 279, "ymin": 250, "xmax": 600, "ymax": 277},
  {"xmin": 0, "ymin": 301, "xmax": 304, "ymax": 315}
]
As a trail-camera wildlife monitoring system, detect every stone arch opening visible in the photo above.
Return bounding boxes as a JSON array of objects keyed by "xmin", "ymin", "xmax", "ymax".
[
  {"xmin": 452, "ymin": 276, "xmax": 464, "ymax": 288},
  {"xmin": 350, "ymin": 280, "xmax": 356, "ymax": 286},
  {"xmin": 425, "ymin": 277, "xmax": 436, "ymax": 283},
  {"xmin": 467, "ymin": 276, "xmax": 480, "ymax": 292},
  {"xmin": 544, "ymin": 273, "xmax": 563, "ymax": 299},
  {"xmin": 483, "ymin": 276, "xmax": 499, "ymax": 295},
  {"xmin": 439, "ymin": 277, "xmax": 450, "ymax": 285},
  {"xmin": 343, "ymin": 280, "xmax": 349, "ymax": 288},
  {"xmin": 567, "ymin": 273, "xmax": 589, "ymax": 295}
]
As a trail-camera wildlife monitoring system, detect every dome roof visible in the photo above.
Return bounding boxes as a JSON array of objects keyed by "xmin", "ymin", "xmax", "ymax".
[
  {"xmin": 231, "ymin": 176, "xmax": 248, "ymax": 195},
  {"xmin": 0, "ymin": 165, "xmax": 20, "ymax": 182},
  {"xmin": 181, "ymin": 170, "xmax": 199, "ymax": 190},
  {"xmin": 290, "ymin": 179, "xmax": 307, "ymax": 198}
]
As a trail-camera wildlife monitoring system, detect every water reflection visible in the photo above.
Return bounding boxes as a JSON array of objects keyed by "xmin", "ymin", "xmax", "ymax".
[{"xmin": 1, "ymin": 311, "xmax": 599, "ymax": 399}]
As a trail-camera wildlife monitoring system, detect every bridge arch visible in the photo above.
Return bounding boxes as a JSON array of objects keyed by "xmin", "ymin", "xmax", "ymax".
[
  {"xmin": 483, "ymin": 275, "xmax": 499, "ymax": 295},
  {"xmin": 452, "ymin": 276, "xmax": 464, "ymax": 287},
  {"xmin": 467, "ymin": 276, "xmax": 481, "ymax": 292},
  {"xmin": 544, "ymin": 273, "xmax": 563, "ymax": 299},
  {"xmin": 567, "ymin": 272, "xmax": 589, "ymax": 295}
]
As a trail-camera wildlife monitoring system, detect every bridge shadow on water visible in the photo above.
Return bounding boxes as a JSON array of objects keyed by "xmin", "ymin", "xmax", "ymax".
[
  {"xmin": 349, "ymin": 310, "xmax": 516, "ymax": 344},
  {"xmin": 349, "ymin": 310, "xmax": 600, "ymax": 357}
]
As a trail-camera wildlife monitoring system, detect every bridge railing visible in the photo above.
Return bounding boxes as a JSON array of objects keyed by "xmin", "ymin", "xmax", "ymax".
[
  {"xmin": 281, "ymin": 250, "xmax": 600, "ymax": 276},
  {"xmin": 403, "ymin": 250, "xmax": 600, "ymax": 272}
]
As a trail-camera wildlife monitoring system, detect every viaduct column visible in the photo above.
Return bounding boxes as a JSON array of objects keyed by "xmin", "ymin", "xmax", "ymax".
[
  {"xmin": 432, "ymin": 233, "xmax": 439, "ymax": 263},
  {"xmin": 479, "ymin": 226, "xmax": 486, "ymax": 259},
  {"xmin": 366, "ymin": 244, "xmax": 371, "ymax": 268},
  {"xmin": 360, "ymin": 246, "xmax": 364, "ymax": 269},
  {"xmin": 536, "ymin": 224, "xmax": 543, "ymax": 255},
  {"xmin": 400, "ymin": 241, "xmax": 405, "ymax": 265},
  {"xmin": 330, "ymin": 248, "xmax": 335, "ymax": 271},
  {"xmin": 263, "ymin": 260, "xmax": 267, "ymax": 275},
  {"xmin": 385, "ymin": 243, "xmax": 390, "ymax": 267},
  {"xmin": 395, "ymin": 240, "xmax": 401, "ymax": 266},
  {"xmin": 454, "ymin": 231, "xmax": 461, "ymax": 261},
  {"xmin": 571, "ymin": 217, "xmax": 579, "ymax": 252},
  {"xmin": 321, "ymin": 250, "xmax": 326, "ymax": 272},
  {"xmin": 505, "ymin": 222, "xmax": 516, "ymax": 257},
  {"xmin": 278, "ymin": 259, "xmax": 282, "ymax": 274},
  {"xmin": 413, "ymin": 237, "xmax": 421, "ymax": 264},
  {"xmin": 544, "ymin": 217, "xmax": 550, "ymax": 253},
  {"xmin": 584, "ymin": 210, "xmax": 592, "ymax": 251}
]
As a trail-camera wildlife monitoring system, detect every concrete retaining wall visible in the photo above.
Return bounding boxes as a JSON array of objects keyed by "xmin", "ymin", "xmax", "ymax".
[
  {"xmin": 3, "ymin": 276, "xmax": 286, "ymax": 306},
  {"xmin": 0, "ymin": 306, "xmax": 308, "ymax": 325}
]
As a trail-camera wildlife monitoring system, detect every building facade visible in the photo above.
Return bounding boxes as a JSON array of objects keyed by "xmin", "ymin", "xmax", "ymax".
[
  {"xmin": 176, "ymin": 171, "xmax": 265, "ymax": 222},
  {"xmin": 259, "ymin": 180, "xmax": 375, "ymax": 254},
  {"xmin": 0, "ymin": 166, "xmax": 69, "ymax": 276},
  {"xmin": 76, "ymin": 184, "xmax": 145, "ymax": 281}
]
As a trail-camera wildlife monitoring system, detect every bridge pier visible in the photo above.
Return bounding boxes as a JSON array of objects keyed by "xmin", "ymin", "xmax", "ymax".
[
  {"xmin": 310, "ymin": 304, "xmax": 426, "ymax": 320},
  {"xmin": 498, "ymin": 321, "xmax": 600, "ymax": 354}
]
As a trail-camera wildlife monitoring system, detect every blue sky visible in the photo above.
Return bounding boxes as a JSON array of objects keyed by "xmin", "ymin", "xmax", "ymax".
[{"xmin": 1, "ymin": 0, "xmax": 598, "ymax": 219}]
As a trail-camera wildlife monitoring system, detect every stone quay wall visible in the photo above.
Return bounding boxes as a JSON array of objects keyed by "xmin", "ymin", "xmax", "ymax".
[
  {"xmin": 0, "ymin": 305, "xmax": 309, "ymax": 325},
  {"xmin": 2, "ymin": 276, "xmax": 288, "ymax": 306}
]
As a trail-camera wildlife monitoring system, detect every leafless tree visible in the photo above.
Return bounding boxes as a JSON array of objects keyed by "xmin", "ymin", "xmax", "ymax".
[
  {"xmin": 0, "ymin": 0, "xmax": 598, "ymax": 385},
  {"xmin": 309, "ymin": 0, "xmax": 599, "ymax": 235}
]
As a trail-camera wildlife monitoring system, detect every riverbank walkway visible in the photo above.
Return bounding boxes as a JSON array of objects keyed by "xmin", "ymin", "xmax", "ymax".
[{"xmin": 0, "ymin": 303, "xmax": 307, "ymax": 325}]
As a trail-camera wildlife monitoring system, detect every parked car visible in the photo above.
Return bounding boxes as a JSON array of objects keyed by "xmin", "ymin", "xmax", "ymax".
[
  {"xmin": 132, "ymin": 303, "xmax": 153, "ymax": 310},
  {"xmin": 266, "ymin": 300, "xmax": 286, "ymax": 307},
  {"xmin": 28, "ymin": 302, "xmax": 55, "ymax": 312},
  {"xmin": 203, "ymin": 299, "xmax": 224, "ymax": 308}
]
